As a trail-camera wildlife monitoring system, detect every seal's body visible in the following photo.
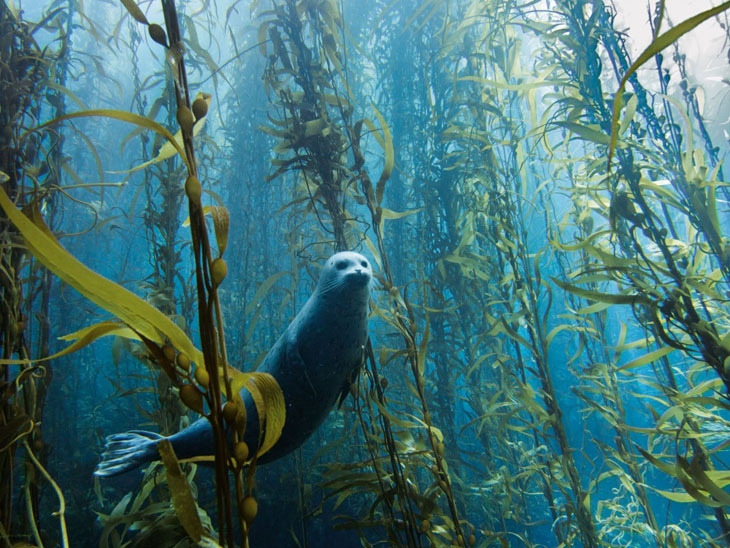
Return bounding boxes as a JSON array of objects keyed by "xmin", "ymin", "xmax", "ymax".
[{"xmin": 95, "ymin": 251, "xmax": 372, "ymax": 476}]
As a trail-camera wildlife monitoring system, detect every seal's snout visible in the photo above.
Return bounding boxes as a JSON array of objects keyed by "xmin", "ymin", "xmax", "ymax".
[{"xmin": 346, "ymin": 269, "xmax": 371, "ymax": 286}]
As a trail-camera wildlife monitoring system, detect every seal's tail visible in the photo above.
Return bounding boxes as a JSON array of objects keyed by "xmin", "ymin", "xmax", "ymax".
[{"xmin": 95, "ymin": 430, "xmax": 163, "ymax": 477}]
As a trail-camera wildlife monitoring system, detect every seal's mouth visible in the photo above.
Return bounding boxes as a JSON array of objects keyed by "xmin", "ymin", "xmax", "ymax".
[{"xmin": 345, "ymin": 270, "xmax": 371, "ymax": 286}]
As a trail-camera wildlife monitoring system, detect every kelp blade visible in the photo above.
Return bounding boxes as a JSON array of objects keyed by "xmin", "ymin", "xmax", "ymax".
[
  {"xmin": 0, "ymin": 320, "xmax": 141, "ymax": 365},
  {"xmin": 0, "ymin": 184, "xmax": 203, "ymax": 367},
  {"xmin": 229, "ymin": 370, "xmax": 286, "ymax": 459},
  {"xmin": 157, "ymin": 439, "xmax": 204, "ymax": 542}
]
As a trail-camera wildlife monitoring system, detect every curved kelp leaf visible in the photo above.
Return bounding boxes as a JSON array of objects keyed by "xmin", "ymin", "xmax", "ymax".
[
  {"xmin": 607, "ymin": 0, "xmax": 730, "ymax": 170},
  {"xmin": 23, "ymin": 109, "xmax": 190, "ymax": 172},
  {"xmin": 0, "ymin": 185, "xmax": 203, "ymax": 367},
  {"xmin": 0, "ymin": 320, "xmax": 140, "ymax": 365},
  {"xmin": 551, "ymin": 277, "xmax": 654, "ymax": 307},
  {"xmin": 553, "ymin": 121, "xmax": 612, "ymax": 146},
  {"xmin": 229, "ymin": 370, "xmax": 285, "ymax": 459},
  {"xmin": 618, "ymin": 345, "xmax": 675, "ymax": 372},
  {"xmin": 157, "ymin": 439, "xmax": 203, "ymax": 542}
]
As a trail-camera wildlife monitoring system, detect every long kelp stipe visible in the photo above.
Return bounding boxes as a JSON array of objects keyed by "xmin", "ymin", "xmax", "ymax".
[{"xmin": 3, "ymin": 0, "xmax": 730, "ymax": 546}]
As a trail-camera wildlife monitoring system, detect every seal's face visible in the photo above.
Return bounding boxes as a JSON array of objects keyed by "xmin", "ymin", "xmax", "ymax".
[{"xmin": 318, "ymin": 251, "xmax": 372, "ymax": 295}]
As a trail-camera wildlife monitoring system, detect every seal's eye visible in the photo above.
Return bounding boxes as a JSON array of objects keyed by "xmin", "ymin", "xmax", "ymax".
[
  {"xmin": 336, "ymin": 260, "xmax": 348, "ymax": 270},
  {"xmin": 360, "ymin": 260, "xmax": 368, "ymax": 268}
]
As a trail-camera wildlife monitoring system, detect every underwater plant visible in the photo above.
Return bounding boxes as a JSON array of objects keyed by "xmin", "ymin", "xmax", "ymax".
[
  {"xmin": 3, "ymin": 0, "xmax": 730, "ymax": 546},
  {"xmin": 0, "ymin": 0, "xmax": 287, "ymax": 545},
  {"xmin": 0, "ymin": 1, "xmax": 70, "ymax": 544}
]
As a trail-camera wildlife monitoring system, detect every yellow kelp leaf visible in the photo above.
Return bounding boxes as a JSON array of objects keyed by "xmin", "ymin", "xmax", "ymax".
[
  {"xmin": 549, "ymin": 230, "xmax": 609, "ymax": 253},
  {"xmin": 458, "ymin": 75, "xmax": 564, "ymax": 91},
  {"xmin": 636, "ymin": 446, "xmax": 678, "ymax": 478},
  {"xmin": 0, "ymin": 320, "xmax": 141, "ymax": 365},
  {"xmin": 370, "ymin": 104, "xmax": 394, "ymax": 205},
  {"xmin": 303, "ymin": 118, "xmax": 329, "ymax": 138},
  {"xmin": 230, "ymin": 371, "xmax": 285, "ymax": 458},
  {"xmin": 182, "ymin": 205, "xmax": 212, "ymax": 227},
  {"xmin": 257, "ymin": 19, "xmax": 270, "ymax": 56},
  {"xmin": 646, "ymin": 486, "xmax": 696, "ymax": 504},
  {"xmin": 45, "ymin": 81, "xmax": 88, "ymax": 110},
  {"xmin": 417, "ymin": 313, "xmax": 429, "ymax": 377},
  {"xmin": 575, "ymin": 301, "xmax": 612, "ymax": 315},
  {"xmin": 618, "ymin": 94, "xmax": 638, "ymax": 136},
  {"xmin": 551, "ymin": 277, "xmax": 654, "ymax": 307},
  {"xmin": 360, "ymin": 232, "xmax": 382, "ymax": 269},
  {"xmin": 380, "ymin": 207, "xmax": 422, "ymax": 221},
  {"xmin": 157, "ymin": 439, "xmax": 203, "ymax": 542},
  {"xmin": 677, "ymin": 456, "xmax": 730, "ymax": 507},
  {"xmin": 210, "ymin": 206, "xmax": 229, "ymax": 256},
  {"xmin": 252, "ymin": 374, "xmax": 285, "ymax": 457},
  {"xmin": 607, "ymin": 0, "xmax": 730, "ymax": 170},
  {"xmin": 553, "ymin": 121, "xmax": 611, "ymax": 146},
  {"xmin": 619, "ymin": 346, "xmax": 675, "ymax": 372},
  {"xmin": 0, "ymin": 184, "xmax": 203, "ymax": 367},
  {"xmin": 406, "ymin": 413, "xmax": 444, "ymax": 443},
  {"xmin": 24, "ymin": 109, "xmax": 189, "ymax": 172},
  {"xmin": 545, "ymin": 324, "xmax": 597, "ymax": 349},
  {"xmin": 115, "ymin": 92, "xmax": 212, "ymax": 174}
]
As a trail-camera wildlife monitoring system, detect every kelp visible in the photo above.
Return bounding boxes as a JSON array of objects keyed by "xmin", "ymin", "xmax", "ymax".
[
  {"xmin": 1, "ymin": 0, "xmax": 285, "ymax": 546},
  {"xmin": 5, "ymin": 0, "xmax": 730, "ymax": 546},
  {"xmin": 0, "ymin": 1, "xmax": 68, "ymax": 543},
  {"xmin": 96, "ymin": 461, "xmax": 219, "ymax": 548},
  {"xmin": 430, "ymin": 5, "xmax": 602, "ymax": 545},
  {"xmin": 606, "ymin": 1, "xmax": 730, "ymax": 171},
  {"xmin": 260, "ymin": 1, "xmax": 472, "ymax": 546},
  {"xmin": 543, "ymin": 0, "xmax": 730, "ymax": 543}
]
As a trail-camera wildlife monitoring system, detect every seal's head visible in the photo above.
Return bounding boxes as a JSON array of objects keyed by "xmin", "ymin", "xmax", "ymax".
[{"xmin": 317, "ymin": 251, "xmax": 372, "ymax": 296}]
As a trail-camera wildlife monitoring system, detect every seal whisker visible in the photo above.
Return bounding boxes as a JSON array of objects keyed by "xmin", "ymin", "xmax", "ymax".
[{"xmin": 318, "ymin": 281, "xmax": 341, "ymax": 295}]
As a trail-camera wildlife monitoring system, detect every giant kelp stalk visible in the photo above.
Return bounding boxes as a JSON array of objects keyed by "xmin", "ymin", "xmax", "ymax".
[
  {"xmin": 0, "ymin": 2, "xmax": 65, "ymax": 543},
  {"xmin": 118, "ymin": 2, "xmax": 286, "ymax": 545},
  {"xmin": 155, "ymin": 1, "xmax": 240, "ymax": 543},
  {"xmin": 132, "ymin": 19, "xmax": 190, "ymax": 435},
  {"xmin": 260, "ymin": 0, "xmax": 471, "ymax": 545},
  {"xmin": 374, "ymin": 0, "xmax": 464, "ymax": 479}
]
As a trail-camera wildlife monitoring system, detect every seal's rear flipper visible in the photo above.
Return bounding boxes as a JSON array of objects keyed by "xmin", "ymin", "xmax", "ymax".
[{"xmin": 95, "ymin": 430, "xmax": 163, "ymax": 477}]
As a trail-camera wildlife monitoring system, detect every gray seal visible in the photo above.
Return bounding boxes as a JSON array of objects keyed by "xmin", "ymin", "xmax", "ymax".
[{"xmin": 95, "ymin": 251, "xmax": 372, "ymax": 476}]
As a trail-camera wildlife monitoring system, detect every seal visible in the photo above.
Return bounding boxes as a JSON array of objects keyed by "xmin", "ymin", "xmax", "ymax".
[{"xmin": 95, "ymin": 251, "xmax": 372, "ymax": 476}]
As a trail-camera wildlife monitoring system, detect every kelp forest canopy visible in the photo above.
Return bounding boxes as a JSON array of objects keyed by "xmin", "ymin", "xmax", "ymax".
[{"xmin": 2, "ymin": 0, "xmax": 730, "ymax": 546}]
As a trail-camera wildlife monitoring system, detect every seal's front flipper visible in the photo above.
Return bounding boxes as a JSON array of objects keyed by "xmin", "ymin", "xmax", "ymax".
[{"xmin": 95, "ymin": 430, "xmax": 163, "ymax": 477}]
